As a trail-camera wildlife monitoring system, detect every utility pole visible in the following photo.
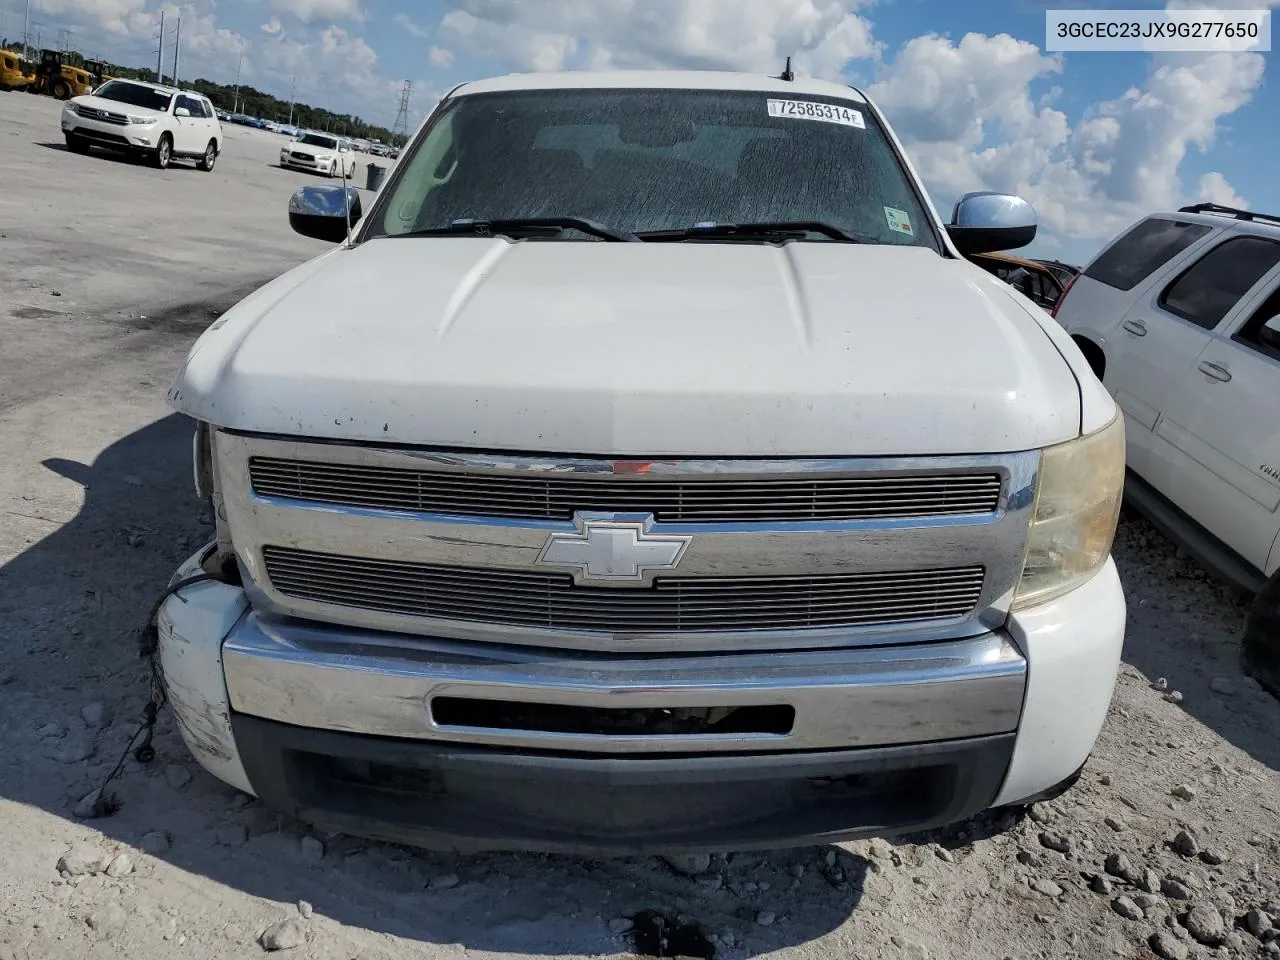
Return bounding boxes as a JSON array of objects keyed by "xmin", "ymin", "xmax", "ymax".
[
  {"xmin": 232, "ymin": 51, "xmax": 243, "ymax": 112},
  {"xmin": 287, "ymin": 74, "xmax": 296, "ymax": 126},
  {"xmin": 155, "ymin": 10, "xmax": 165, "ymax": 84},
  {"xmin": 22, "ymin": 0, "xmax": 30, "ymax": 59},
  {"xmin": 171, "ymin": 16, "xmax": 181, "ymax": 87}
]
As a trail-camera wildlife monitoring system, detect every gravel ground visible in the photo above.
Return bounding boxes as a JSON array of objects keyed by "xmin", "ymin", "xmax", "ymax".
[{"xmin": 1, "ymin": 88, "xmax": 1278, "ymax": 960}]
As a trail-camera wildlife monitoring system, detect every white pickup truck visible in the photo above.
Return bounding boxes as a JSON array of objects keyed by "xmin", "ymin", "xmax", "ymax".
[{"xmin": 160, "ymin": 70, "xmax": 1127, "ymax": 854}]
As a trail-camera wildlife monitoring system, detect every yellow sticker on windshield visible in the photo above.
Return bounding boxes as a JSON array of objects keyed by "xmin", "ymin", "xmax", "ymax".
[{"xmin": 885, "ymin": 207, "xmax": 913, "ymax": 235}]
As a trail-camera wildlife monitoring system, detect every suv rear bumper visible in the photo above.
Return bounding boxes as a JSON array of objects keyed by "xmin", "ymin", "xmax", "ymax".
[{"xmin": 157, "ymin": 547, "xmax": 1125, "ymax": 852}]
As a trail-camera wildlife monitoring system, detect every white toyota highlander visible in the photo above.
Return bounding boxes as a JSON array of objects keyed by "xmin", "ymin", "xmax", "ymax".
[
  {"xmin": 61, "ymin": 79, "xmax": 221, "ymax": 170},
  {"xmin": 159, "ymin": 70, "xmax": 1127, "ymax": 854}
]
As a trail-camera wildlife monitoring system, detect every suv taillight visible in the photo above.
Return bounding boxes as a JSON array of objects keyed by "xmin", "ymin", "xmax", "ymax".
[{"xmin": 1051, "ymin": 273, "xmax": 1080, "ymax": 318}]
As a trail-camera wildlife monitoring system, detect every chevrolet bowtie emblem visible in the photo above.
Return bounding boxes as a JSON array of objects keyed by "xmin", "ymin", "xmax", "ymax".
[{"xmin": 536, "ymin": 513, "xmax": 690, "ymax": 586}]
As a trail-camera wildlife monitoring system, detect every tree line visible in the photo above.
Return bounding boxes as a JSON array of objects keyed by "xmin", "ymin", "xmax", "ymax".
[{"xmin": 0, "ymin": 40, "xmax": 405, "ymax": 145}]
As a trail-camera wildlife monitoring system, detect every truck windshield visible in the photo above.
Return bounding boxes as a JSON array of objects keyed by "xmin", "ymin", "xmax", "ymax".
[
  {"xmin": 94, "ymin": 80, "xmax": 172, "ymax": 112},
  {"xmin": 366, "ymin": 87, "xmax": 938, "ymax": 249}
]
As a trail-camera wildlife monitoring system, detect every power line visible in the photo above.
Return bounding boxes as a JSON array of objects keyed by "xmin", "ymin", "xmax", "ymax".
[{"xmin": 392, "ymin": 80, "xmax": 411, "ymax": 142}]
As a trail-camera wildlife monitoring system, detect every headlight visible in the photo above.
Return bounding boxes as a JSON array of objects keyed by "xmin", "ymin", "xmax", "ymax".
[
  {"xmin": 127, "ymin": 115, "xmax": 157, "ymax": 125},
  {"xmin": 1013, "ymin": 413, "xmax": 1125, "ymax": 609}
]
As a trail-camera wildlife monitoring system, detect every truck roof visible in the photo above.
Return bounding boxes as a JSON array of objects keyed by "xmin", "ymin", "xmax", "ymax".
[{"xmin": 452, "ymin": 69, "xmax": 868, "ymax": 103}]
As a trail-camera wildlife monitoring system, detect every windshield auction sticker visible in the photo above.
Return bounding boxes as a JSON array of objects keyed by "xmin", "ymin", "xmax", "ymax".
[
  {"xmin": 767, "ymin": 99, "xmax": 865, "ymax": 129},
  {"xmin": 884, "ymin": 208, "xmax": 914, "ymax": 236}
]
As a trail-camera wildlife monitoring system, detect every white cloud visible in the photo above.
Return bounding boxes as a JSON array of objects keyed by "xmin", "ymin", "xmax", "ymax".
[
  {"xmin": 428, "ymin": 45, "xmax": 455, "ymax": 68},
  {"xmin": 261, "ymin": 18, "xmax": 283, "ymax": 36},
  {"xmin": 25, "ymin": 0, "xmax": 149, "ymax": 34},
  {"xmin": 865, "ymin": 31, "xmax": 1264, "ymax": 253},
  {"xmin": 438, "ymin": 0, "xmax": 878, "ymax": 76},
  {"xmin": 393, "ymin": 12, "xmax": 431, "ymax": 39},
  {"xmin": 1196, "ymin": 171, "xmax": 1246, "ymax": 208},
  {"xmin": 271, "ymin": 0, "xmax": 363, "ymax": 23}
]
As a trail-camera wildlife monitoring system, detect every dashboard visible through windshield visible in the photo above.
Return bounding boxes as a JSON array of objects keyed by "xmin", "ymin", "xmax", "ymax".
[{"xmin": 365, "ymin": 87, "xmax": 939, "ymax": 249}]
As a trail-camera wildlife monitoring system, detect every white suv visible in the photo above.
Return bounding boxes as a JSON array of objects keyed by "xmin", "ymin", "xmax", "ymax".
[
  {"xmin": 1054, "ymin": 203, "xmax": 1280, "ymax": 696},
  {"xmin": 280, "ymin": 132, "xmax": 357, "ymax": 178},
  {"xmin": 61, "ymin": 79, "xmax": 222, "ymax": 170}
]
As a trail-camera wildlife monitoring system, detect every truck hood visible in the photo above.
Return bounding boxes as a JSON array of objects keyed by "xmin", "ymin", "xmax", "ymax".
[{"xmin": 169, "ymin": 238, "xmax": 1081, "ymax": 457}]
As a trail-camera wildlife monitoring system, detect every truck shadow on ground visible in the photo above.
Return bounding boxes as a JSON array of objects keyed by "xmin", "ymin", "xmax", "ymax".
[
  {"xmin": 1108, "ymin": 510, "xmax": 1280, "ymax": 773},
  {"xmin": 0, "ymin": 413, "xmax": 870, "ymax": 955}
]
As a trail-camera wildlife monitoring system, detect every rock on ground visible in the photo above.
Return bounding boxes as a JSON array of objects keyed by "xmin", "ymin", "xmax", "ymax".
[
  {"xmin": 260, "ymin": 918, "xmax": 307, "ymax": 951},
  {"xmin": 139, "ymin": 831, "xmax": 171, "ymax": 854},
  {"xmin": 663, "ymin": 853, "xmax": 712, "ymax": 876},
  {"xmin": 1149, "ymin": 930, "xmax": 1190, "ymax": 960},
  {"xmin": 1029, "ymin": 879, "xmax": 1063, "ymax": 898},
  {"xmin": 57, "ymin": 846, "xmax": 106, "ymax": 877},
  {"xmin": 1111, "ymin": 896, "xmax": 1143, "ymax": 920},
  {"xmin": 1184, "ymin": 905, "xmax": 1227, "ymax": 946},
  {"xmin": 1172, "ymin": 830, "xmax": 1199, "ymax": 857},
  {"xmin": 1246, "ymin": 908, "xmax": 1273, "ymax": 938},
  {"xmin": 104, "ymin": 853, "xmax": 133, "ymax": 877}
]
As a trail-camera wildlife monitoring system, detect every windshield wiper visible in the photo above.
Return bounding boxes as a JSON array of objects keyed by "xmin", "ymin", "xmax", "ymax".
[
  {"xmin": 636, "ymin": 221, "xmax": 865, "ymax": 243},
  {"xmin": 400, "ymin": 217, "xmax": 638, "ymax": 242}
]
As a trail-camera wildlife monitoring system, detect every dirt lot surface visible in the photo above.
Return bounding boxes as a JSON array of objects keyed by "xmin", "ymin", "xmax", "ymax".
[{"xmin": 1, "ymin": 88, "xmax": 1278, "ymax": 960}]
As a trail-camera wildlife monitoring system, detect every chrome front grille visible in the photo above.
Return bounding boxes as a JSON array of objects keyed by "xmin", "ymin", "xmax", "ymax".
[
  {"xmin": 263, "ymin": 546, "xmax": 986, "ymax": 633},
  {"xmin": 217, "ymin": 433, "xmax": 1039, "ymax": 652},
  {"xmin": 75, "ymin": 105, "xmax": 128, "ymax": 124},
  {"xmin": 248, "ymin": 456, "xmax": 1003, "ymax": 522}
]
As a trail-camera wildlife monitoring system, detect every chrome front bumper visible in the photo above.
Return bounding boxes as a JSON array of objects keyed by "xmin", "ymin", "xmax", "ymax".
[
  {"xmin": 224, "ymin": 613, "xmax": 1026, "ymax": 754},
  {"xmin": 159, "ymin": 544, "xmax": 1124, "ymax": 853}
]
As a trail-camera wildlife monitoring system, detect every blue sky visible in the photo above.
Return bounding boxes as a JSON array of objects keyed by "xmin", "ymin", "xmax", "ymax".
[{"xmin": 5, "ymin": 0, "xmax": 1275, "ymax": 263}]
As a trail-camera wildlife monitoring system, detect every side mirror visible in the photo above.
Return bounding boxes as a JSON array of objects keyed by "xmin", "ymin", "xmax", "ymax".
[
  {"xmin": 947, "ymin": 192, "xmax": 1037, "ymax": 255},
  {"xmin": 175, "ymin": 106, "xmax": 191, "ymax": 118},
  {"xmin": 288, "ymin": 184, "xmax": 363, "ymax": 243},
  {"xmin": 1261, "ymin": 315, "xmax": 1280, "ymax": 350}
]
